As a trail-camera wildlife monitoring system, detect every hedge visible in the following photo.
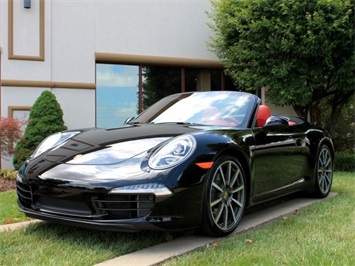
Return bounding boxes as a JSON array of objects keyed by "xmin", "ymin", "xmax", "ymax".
[{"xmin": 334, "ymin": 152, "xmax": 355, "ymax": 172}]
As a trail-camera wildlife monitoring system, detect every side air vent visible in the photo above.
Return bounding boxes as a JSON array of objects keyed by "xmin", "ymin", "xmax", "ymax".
[
  {"xmin": 94, "ymin": 194, "xmax": 155, "ymax": 219},
  {"xmin": 16, "ymin": 183, "xmax": 32, "ymax": 207}
]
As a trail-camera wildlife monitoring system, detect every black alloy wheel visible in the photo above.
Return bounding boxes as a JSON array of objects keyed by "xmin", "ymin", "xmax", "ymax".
[
  {"xmin": 200, "ymin": 155, "xmax": 246, "ymax": 237},
  {"xmin": 313, "ymin": 145, "xmax": 333, "ymax": 198}
]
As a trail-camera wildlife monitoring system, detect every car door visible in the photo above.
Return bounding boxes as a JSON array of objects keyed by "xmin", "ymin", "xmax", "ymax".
[{"xmin": 250, "ymin": 124, "xmax": 309, "ymax": 202}]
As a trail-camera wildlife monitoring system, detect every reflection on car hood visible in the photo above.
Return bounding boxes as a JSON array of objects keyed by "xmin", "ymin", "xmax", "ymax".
[{"xmin": 44, "ymin": 124, "xmax": 199, "ymax": 165}]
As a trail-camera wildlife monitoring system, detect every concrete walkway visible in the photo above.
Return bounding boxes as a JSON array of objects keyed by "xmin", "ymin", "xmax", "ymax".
[
  {"xmin": 0, "ymin": 219, "xmax": 42, "ymax": 233},
  {"xmin": 0, "ymin": 193, "xmax": 336, "ymax": 265}
]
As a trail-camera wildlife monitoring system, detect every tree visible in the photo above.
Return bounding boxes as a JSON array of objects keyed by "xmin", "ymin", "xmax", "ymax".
[
  {"xmin": 0, "ymin": 117, "xmax": 26, "ymax": 159},
  {"xmin": 13, "ymin": 91, "xmax": 67, "ymax": 169},
  {"xmin": 320, "ymin": 95, "xmax": 354, "ymax": 151},
  {"xmin": 208, "ymin": 0, "xmax": 354, "ymax": 137},
  {"xmin": 142, "ymin": 66, "xmax": 182, "ymax": 110}
]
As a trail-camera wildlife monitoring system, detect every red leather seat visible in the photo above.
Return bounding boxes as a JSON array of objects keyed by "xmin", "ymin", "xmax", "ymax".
[
  {"xmin": 256, "ymin": 105, "xmax": 271, "ymax": 127},
  {"xmin": 201, "ymin": 107, "xmax": 237, "ymax": 126},
  {"xmin": 202, "ymin": 107, "xmax": 219, "ymax": 121}
]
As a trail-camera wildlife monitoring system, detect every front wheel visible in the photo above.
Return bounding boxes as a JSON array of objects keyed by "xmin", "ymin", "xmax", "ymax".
[
  {"xmin": 312, "ymin": 145, "xmax": 333, "ymax": 198},
  {"xmin": 199, "ymin": 155, "xmax": 247, "ymax": 237}
]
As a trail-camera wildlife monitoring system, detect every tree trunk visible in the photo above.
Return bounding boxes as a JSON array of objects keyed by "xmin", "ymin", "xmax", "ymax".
[
  {"xmin": 293, "ymin": 105, "xmax": 309, "ymax": 121},
  {"xmin": 310, "ymin": 101, "xmax": 322, "ymax": 127}
]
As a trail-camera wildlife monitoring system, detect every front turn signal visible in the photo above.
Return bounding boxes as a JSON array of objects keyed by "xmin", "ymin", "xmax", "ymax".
[{"xmin": 195, "ymin": 162, "xmax": 213, "ymax": 169}]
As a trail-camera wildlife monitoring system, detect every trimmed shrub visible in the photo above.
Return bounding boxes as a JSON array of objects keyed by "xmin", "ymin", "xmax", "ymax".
[
  {"xmin": 334, "ymin": 152, "xmax": 355, "ymax": 172},
  {"xmin": 0, "ymin": 168, "xmax": 18, "ymax": 180},
  {"xmin": 13, "ymin": 91, "xmax": 67, "ymax": 169}
]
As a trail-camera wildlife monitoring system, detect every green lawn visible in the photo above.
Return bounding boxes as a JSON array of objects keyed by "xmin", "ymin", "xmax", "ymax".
[
  {"xmin": 163, "ymin": 172, "xmax": 355, "ymax": 266},
  {"xmin": 0, "ymin": 172, "xmax": 353, "ymax": 266},
  {"xmin": 0, "ymin": 221, "xmax": 168, "ymax": 266},
  {"xmin": 0, "ymin": 190, "xmax": 29, "ymax": 225}
]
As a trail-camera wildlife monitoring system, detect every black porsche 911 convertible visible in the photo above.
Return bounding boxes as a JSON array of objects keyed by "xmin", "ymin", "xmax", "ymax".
[{"xmin": 16, "ymin": 91, "xmax": 334, "ymax": 237}]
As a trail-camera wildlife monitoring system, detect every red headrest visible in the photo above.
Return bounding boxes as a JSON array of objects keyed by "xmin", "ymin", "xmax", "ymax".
[{"xmin": 256, "ymin": 105, "xmax": 271, "ymax": 127}]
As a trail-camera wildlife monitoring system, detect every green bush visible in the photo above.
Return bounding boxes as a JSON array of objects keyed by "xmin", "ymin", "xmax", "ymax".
[
  {"xmin": 0, "ymin": 168, "xmax": 18, "ymax": 180},
  {"xmin": 13, "ymin": 91, "xmax": 67, "ymax": 169},
  {"xmin": 334, "ymin": 152, "xmax": 355, "ymax": 172}
]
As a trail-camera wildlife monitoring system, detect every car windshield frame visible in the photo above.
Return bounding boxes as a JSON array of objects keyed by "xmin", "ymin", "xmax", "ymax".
[{"xmin": 132, "ymin": 91, "xmax": 259, "ymax": 128}]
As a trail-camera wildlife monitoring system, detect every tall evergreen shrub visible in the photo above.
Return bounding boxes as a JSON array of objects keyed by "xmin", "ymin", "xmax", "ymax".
[{"xmin": 13, "ymin": 90, "xmax": 67, "ymax": 169}]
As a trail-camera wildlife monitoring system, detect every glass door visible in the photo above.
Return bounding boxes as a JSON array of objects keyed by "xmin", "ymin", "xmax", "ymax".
[{"xmin": 96, "ymin": 64, "xmax": 139, "ymax": 128}]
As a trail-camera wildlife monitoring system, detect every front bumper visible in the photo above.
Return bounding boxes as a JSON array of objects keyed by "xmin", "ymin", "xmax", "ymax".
[
  {"xmin": 18, "ymin": 202, "xmax": 184, "ymax": 232},
  {"xmin": 16, "ymin": 180, "xmax": 203, "ymax": 232}
]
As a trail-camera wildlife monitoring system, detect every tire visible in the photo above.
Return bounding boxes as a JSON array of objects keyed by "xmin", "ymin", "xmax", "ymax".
[
  {"xmin": 312, "ymin": 145, "xmax": 333, "ymax": 198},
  {"xmin": 199, "ymin": 155, "xmax": 247, "ymax": 237}
]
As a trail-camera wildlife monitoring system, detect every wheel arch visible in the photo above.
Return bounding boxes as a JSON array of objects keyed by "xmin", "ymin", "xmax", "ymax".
[
  {"xmin": 306, "ymin": 129, "xmax": 335, "ymax": 171},
  {"xmin": 311, "ymin": 137, "xmax": 334, "ymax": 198},
  {"xmin": 319, "ymin": 137, "xmax": 335, "ymax": 160},
  {"xmin": 214, "ymin": 146, "xmax": 252, "ymax": 206},
  {"xmin": 310, "ymin": 136, "xmax": 335, "ymax": 173}
]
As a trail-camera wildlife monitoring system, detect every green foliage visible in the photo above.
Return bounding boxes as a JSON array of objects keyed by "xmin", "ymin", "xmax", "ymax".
[
  {"xmin": 142, "ymin": 67, "xmax": 182, "ymax": 110},
  {"xmin": 0, "ymin": 168, "xmax": 18, "ymax": 180},
  {"xmin": 0, "ymin": 117, "xmax": 26, "ymax": 158},
  {"xmin": 208, "ymin": 0, "xmax": 354, "ymax": 135},
  {"xmin": 334, "ymin": 152, "xmax": 355, "ymax": 172},
  {"xmin": 320, "ymin": 95, "xmax": 354, "ymax": 151},
  {"xmin": 13, "ymin": 91, "xmax": 67, "ymax": 169}
]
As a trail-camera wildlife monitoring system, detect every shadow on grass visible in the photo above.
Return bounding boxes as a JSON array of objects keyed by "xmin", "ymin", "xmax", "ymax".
[
  {"xmin": 25, "ymin": 221, "xmax": 168, "ymax": 250},
  {"xmin": 1, "ymin": 222, "xmax": 173, "ymax": 265}
]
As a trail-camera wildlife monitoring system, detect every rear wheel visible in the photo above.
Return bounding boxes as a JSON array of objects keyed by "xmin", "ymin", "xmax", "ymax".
[
  {"xmin": 199, "ymin": 155, "xmax": 246, "ymax": 237},
  {"xmin": 312, "ymin": 145, "xmax": 333, "ymax": 198}
]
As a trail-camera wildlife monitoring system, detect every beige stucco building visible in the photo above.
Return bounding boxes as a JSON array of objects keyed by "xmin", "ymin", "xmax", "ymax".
[{"xmin": 0, "ymin": 0, "xmax": 295, "ymax": 168}]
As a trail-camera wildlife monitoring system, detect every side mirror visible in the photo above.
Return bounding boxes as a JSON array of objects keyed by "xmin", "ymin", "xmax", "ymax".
[
  {"xmin": 263, "ymin": 115, "xmax": 289, "ymax": 129},
  {"xmin": 124, "ymin": 116, "xmax": 136, "ymax": 125}
]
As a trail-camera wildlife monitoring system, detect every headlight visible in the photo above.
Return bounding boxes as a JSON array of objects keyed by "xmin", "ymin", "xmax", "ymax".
[
  {"xmin": 148, "ymin": 135, "xmax": 196, "ymax": 169},
  {"xmin": 31, "ymin": 131, "xmax": 81, "ymax": 158}
]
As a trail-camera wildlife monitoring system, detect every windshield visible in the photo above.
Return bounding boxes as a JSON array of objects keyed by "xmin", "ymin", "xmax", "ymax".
[{"xmin": 133, "ymin": 91, "xmax": 259, "ymax": 128}]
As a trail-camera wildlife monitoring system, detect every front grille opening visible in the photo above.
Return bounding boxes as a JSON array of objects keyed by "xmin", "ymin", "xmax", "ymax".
[
  {"xmin": 34, "ymin": 196, "xmax": 92, "ymax": 217},
  {"xmin": 94, "ymin": 194, "xmax": 155, "ymax": 219}
]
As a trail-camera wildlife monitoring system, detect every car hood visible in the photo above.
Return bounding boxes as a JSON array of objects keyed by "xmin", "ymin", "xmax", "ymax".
[{"xmin": 44, "ymin": 124, "xmax": 199, "ymax": 165}]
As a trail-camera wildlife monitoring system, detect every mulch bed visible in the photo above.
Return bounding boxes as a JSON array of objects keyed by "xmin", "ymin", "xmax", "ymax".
[{"xmin": 0, "ymin": 175, "xmax": 16, "ymax": 192}]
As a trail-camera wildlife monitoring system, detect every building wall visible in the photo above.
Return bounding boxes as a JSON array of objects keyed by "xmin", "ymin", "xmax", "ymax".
[
  {"xmin": 0, "ymin": 0, "xmax": 217, "ymax": 168},
  {"xmin": 0, "ymin": 0, "xmax": 297, "ymax": 169},
  {"xmin": 1, "ymin": 0, "xmax": 217, "ymax": 115},
  {"xmin": 94, "ymin": 1, "xmax": 215, "ymax": 59}
]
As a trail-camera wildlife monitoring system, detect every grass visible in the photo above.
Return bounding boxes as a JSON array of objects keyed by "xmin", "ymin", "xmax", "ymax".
[
  {"xmin": 0, "ymin": 172, "xmax": 353, "ymax": 265},
  {"xmin": 163, "ymin": 172, "xmax": 355, "ymax": 266},
  {"xmin": 0, "ymin": 223, "xmax": 168, "ymax": 266},
  {"xmin": 0, "ymin": 190, "xmax": 29, "ymax": 225}
]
